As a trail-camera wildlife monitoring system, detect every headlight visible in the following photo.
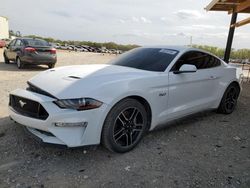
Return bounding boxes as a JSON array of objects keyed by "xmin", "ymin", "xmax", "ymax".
[{"xmin": 54, "ymin": 98, "xmax": 103, "ymax": 111}]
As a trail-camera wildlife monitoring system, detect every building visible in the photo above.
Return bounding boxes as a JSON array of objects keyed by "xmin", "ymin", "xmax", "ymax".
[
  {"xmin": 0, "ymin": 16, "xmax": 9, "ymax": 39},
  {"xmin": 205, "ymin": 0, "xmax": 250, "ymax": 63}
]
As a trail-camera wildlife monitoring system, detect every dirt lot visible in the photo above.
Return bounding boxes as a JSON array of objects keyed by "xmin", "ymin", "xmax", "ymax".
[{"xmin": 0, "ymin": 48, "xmax": 249, "ymax": 188}]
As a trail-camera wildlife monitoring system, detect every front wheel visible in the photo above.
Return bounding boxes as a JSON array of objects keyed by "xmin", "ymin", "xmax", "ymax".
[
  {"xmin": 102, "ymin": 98, "xmax": 148, "ymax": 153},
  {"xmin": 217, "ymin": 83, "xmax": 240, "ymax": 114}
]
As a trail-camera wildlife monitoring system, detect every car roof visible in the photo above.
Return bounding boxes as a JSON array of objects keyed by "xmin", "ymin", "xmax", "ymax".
[
  {"xmin": 140, "ymin": 45, "xmax": 220, "ymax": 56},
  {"xmin": 140, "ymin": 45, "xmax": 224, "ymax": 61},
  {"xmin": 141, "ymin": 45, "xmax": 192, "ymax": 52}
]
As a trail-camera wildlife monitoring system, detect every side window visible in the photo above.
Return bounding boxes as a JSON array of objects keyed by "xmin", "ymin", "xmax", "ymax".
[
  {"xmin": 171, "ymin": 51, "xmax": 207, "ymax": 71},
  {"xmin": 171, "ymin": 51, "xmax": 221, "ymax": 71},
  {"xmin": 215, "ymin": 58, "xmax": 221, "ymax": 67},
  {"xmin": 15, "ymin": 39, "xmax": 22, "ymax": 46},
  {"xmin": 206, "ymin": 55, "xmax": 221, "ymax": 68}
]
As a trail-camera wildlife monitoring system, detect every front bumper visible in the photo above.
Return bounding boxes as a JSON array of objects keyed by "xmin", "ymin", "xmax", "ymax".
[{"xmin": 9, "ymin": 89, "xmax": 109, "ymax": 147}]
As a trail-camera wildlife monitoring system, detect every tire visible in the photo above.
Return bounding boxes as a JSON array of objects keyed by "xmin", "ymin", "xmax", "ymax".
[
  {"xmin": 3, "ymin": 53, "xmax": 10, "ymax": 64},
  {"xmin": 16, "ymin": 57, "xmax": 24, "ymax": 69},
  {"xmin": 217, "ymin": 83, "xmax": 240, "ymax": 114},
  {"xmin": 48, "ymin": 64, "xmax": 55, "ymax": 69},
  {"xmin": 101, "ymin": 98, "xmax": 148, "ymax": 153}
]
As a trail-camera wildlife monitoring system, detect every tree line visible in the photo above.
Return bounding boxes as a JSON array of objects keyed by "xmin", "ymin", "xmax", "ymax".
[
  {"xmin": 10, "ymin": 31, "xmax": 250, "ymax": 59},
  {"xmin": 191, "ymin": 45, "xmax": 250, "ymax": 59},
  {"xmin": 24, "ymin": 35, "xmax": 139, "ymax": 51}
]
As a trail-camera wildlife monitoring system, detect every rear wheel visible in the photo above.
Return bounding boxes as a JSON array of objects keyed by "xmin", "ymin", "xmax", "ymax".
[
  {"xmin": 4, "ymin": 53, "xmax": 10, "ymax": 64},
  {"xmin": 217, "ymin": 83, "xmax": 240, "ymax": 114},
  {"xmin": 48, "ymin": 64, "xmax": 55, "ymax": 69},
  {"xmin": 102, "ymin": 98, "xmax": 148, "ymax": 153},
  {"xmin": 16, "ymin": 57, "xmax": 24, "ymax": 69}
]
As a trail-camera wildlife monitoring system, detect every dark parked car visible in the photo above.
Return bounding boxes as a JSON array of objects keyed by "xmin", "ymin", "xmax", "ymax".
[{"xmin": 3, "ymin": 38, "xmax": 57, "ymax": 69}]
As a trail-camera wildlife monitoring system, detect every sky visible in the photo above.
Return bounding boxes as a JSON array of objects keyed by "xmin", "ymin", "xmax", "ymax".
[{"xmin": 1, "ymin": 0, "xmax": 250, "ymax": 49}]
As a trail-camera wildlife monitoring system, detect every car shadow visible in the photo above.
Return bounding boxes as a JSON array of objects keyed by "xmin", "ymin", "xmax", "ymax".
[
  {"xmin": 0, "ymin": 110, "xmax": 217, "ymax": 154},
  {"xmin": 150, "ymin": 110, "xmax": 216, "ymax": 133},
  {"xmin": 0, "ymin": 61, "xmax": 48, "ymax": 72},
  {"xmin": 0, "ymin": 116, "xmax": 112, "ymax": 160}
]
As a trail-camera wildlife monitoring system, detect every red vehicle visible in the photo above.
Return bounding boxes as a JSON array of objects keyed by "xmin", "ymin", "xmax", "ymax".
[{"xmin": 0, "ymin": 40, "xmax": 6, "ymax": 48}]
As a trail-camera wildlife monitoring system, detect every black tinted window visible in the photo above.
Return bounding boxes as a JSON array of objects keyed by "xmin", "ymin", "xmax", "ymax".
[
  {"xmin": 23, "ymin": 39, "xmax": 49, "ymax": 46},
  {"xmin": 111, "ymin": 48, "xmax": 179, "ymax": 72},
  {"xmin": 171, "ymin": 51, "xmax": 221, "ymax": 71},
  {"xmin": 206, "ymin": 55, "xmax": 221, "ymax": 68}
]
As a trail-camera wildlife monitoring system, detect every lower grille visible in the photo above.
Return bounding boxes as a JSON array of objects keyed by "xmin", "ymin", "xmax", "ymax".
[
  {"xmin": 35, "ymin": 129, "xmax": 54, "ymax": 137},
  {"xmin": 9, "ymin": 95, "xmax": 49, "ymax": 120}
]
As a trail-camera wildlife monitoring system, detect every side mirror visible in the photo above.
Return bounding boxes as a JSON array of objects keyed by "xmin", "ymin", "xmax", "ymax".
[{"xmin": 173, "ymin": 64, "xmax": 197, "ymax": 74}]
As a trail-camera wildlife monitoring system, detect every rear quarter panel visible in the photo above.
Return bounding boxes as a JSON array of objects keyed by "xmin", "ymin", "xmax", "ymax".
[{"xmin": 213, "ymin": 64, "xmax": 242, "ymax": 108}]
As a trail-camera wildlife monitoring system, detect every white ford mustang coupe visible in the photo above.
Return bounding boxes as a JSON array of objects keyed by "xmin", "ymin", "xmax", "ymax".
[{"xmin": 9, "ymin": 46, "xmax": 243, "ymax": 152}]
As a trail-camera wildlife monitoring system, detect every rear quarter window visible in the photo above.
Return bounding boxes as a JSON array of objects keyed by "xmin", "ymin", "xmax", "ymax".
[{"xmin": 206, "ymin": 55, "xmax": 221, "ymax": 68}]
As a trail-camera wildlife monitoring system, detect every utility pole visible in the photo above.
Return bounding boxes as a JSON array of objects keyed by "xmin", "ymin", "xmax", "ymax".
[
  {"xmin": 224, "ymin": 12, "xmax": 238, "ymax": 63},
  {"xmin": 190, "ymin": 36, "xmax": 193, "ymax": 46}
]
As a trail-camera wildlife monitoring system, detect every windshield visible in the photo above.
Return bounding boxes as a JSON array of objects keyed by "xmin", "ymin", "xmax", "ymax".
[
  {"xmin": 111, "ymin": 48, "xmax": 179, "ymax": 72},
  {"xmin": 23, "ymin": 39, "xmax": 50, "ymax": 46}
]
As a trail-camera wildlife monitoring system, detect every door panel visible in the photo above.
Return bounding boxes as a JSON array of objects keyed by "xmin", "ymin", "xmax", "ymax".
[
  {"xmin": 5, "ymin": 40, "xmax": 16, "ymax": 60},
  {"xmin": 165, "ymin": 50, "xmax": 223, "ymax": 120},
  {"xmin": 167, "ymin": 70, "xmax": 216, "ymax": 120},
  {"xmin": 11, "ymin": 39, "xmax": 22, "ymax": 60}
]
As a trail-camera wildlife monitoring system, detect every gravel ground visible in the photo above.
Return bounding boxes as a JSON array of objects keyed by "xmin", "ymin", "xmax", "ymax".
[{"xmin": 0, "ymin": 49, "xmax": 249, "ymax": 188}]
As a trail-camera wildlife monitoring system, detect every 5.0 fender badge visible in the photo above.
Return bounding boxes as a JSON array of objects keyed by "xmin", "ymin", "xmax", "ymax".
[{"xmin": 159, "ymin": 92, "xmax": 166, "ymax": 97}]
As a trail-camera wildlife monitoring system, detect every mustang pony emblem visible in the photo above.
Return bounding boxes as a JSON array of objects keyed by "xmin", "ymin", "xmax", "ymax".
[{"xmin": 19, "ymin": 100, "xmax": 26, "ymax": 108}]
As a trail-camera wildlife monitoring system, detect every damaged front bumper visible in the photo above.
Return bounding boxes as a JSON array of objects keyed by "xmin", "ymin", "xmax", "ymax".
[{"xmin": 9, "ymin": 89, "xmax": 109, "ymax": 147}]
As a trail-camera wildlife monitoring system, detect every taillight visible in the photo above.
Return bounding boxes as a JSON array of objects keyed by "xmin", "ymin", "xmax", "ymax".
[
  {"xmin": 25, "ymin": 47, "xmax": 36, "ymax": 53},
  {"xmin": 50, "ymin": 48, "xmax": 56, "ymax": 54}
]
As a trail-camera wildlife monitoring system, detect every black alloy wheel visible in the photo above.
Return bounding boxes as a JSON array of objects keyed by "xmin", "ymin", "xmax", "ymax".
[
  {"xmin": 217, "ymin": 83, "xmax": 240, "ymax": 114},
  {"xmin": 102, "ymin": 98, "xmax": 148, "ymax": 153},
  {"xmin": 113, "ymin": 107, "xmax": 144, "ymax": 147}
]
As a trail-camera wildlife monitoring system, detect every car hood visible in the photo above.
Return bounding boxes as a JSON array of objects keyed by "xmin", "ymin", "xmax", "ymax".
[{"xmin": 28, "ymin": 64, "xmax": 155, "ymax": 99}]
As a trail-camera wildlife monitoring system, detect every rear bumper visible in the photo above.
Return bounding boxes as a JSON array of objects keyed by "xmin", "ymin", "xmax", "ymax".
[
  {"xmin": 9, "ymin": 89, "xmax": 109, "ymax": 147},
  {"xmin": 21, "ymin": 56, "xmax": 57, "ymax": 65}
]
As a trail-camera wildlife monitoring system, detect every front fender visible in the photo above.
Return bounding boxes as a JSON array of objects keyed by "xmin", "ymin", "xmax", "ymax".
[{"xmin": 91, "ymin": 77, "xmax": 169, "ymax": 131}]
